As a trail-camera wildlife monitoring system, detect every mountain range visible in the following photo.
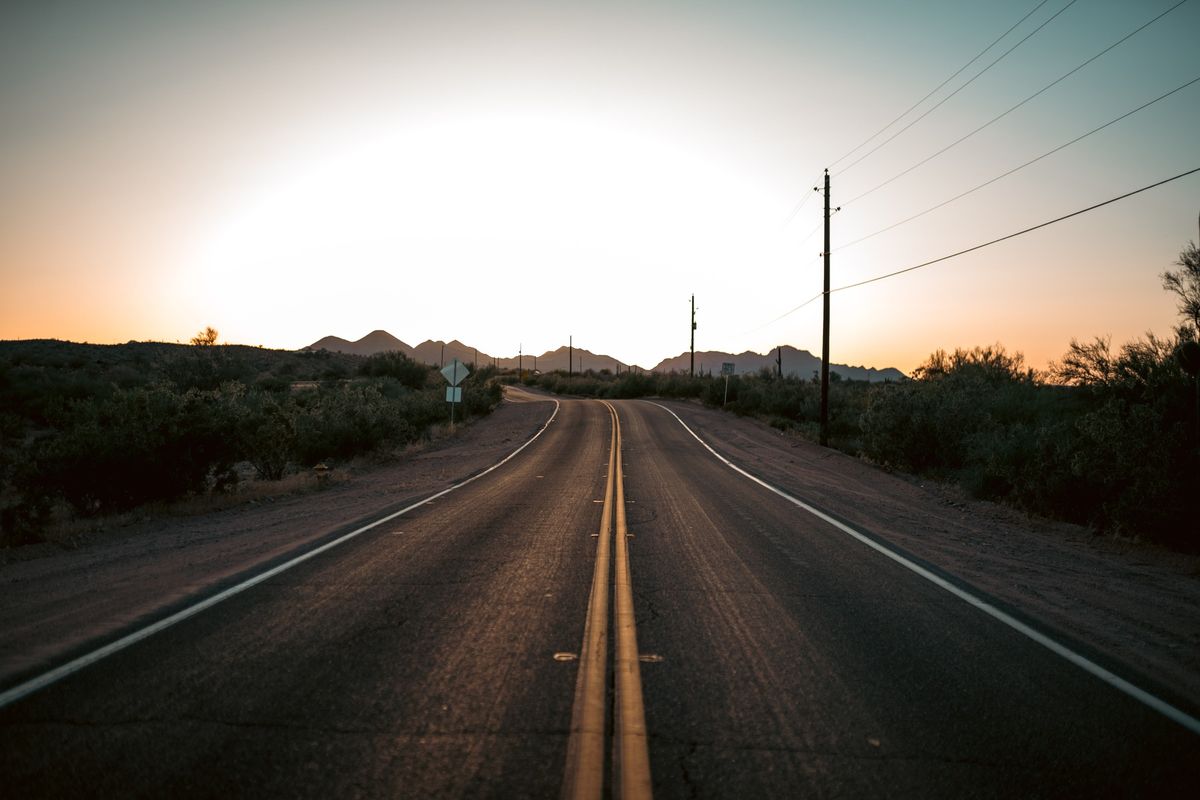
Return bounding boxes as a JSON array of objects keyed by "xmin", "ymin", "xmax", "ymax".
[{"xmin": 305, "ymin": 331, "xmax": 906, "ymax": 382}]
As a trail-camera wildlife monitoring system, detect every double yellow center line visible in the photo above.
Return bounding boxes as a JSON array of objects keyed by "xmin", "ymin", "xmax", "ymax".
[{"xmin": 563, "ymin": 401, "xmax": 652, "ymax": 800}]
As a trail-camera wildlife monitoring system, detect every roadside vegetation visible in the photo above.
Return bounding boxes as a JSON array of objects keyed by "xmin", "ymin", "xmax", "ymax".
[
  {"xmin": 0, "ymin": 337, "xmax": 501, "ymax": 546},
  {"xmin": 522, "ymin": 239, "xmax": 1200, "ymax": 552}
]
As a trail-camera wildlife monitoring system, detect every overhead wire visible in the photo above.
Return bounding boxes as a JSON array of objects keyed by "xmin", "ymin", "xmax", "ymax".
[
  {"xmin": 842, "ymin": 0, "xmax": 1192, "ymax": 207},
  {"xmin": 752, "ymin": 253, "xmax": 824, "ymax": 331},
  {"xmin": 764, "ymin": 167, "xmax": 1200, "ymax": 324},
  {"xmin": 827, "ymin": 0, "xmax": 1053, "ymax": 171},
  {"xmin": 834, "ymin": 74, "xmax": 1200, "ymax": 253},
  {"xmin": 835, "ymin": 167, "xmax": 1200, "ymax": 293},
  {"xmin": 796, "ymin": 218, "xmax": 824, "ymax": 249},
  {"xmin": 783, "ymin": 174, "xmax": 823, "ymax": 225},
  {"xmin": 835, "ymin": 0, "xmax": 1080, "ymax": 177}
]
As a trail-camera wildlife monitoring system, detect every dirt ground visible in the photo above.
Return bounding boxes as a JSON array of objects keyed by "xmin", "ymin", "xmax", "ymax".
[{"xmin": 2, "ymin": 389, "xmax": 1197, "ymax": 715}]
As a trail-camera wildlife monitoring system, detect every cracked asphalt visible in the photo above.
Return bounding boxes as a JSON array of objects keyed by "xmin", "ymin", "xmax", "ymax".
[{"xmin": 1, "ymin": 396, "xmax": 1197, "ymax": 797}]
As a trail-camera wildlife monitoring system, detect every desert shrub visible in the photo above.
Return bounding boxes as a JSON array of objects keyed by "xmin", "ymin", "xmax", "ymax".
[
  {"xmin": 292, "ymin": 382, "xmax": 411, "ymax": 464},
  {"xmin": 860, "ymin": 346, "xmax": 1035, "ymax": 474},
  {"xmin": 611, "ymin": 371, "xmax": 656, "ymax": 398},
  {"xmin": 460, "ymin": 379, "xmax": 503, "ymax": 416},
  {"xmin": 359, "ymin": 351, "xmax": 432, "ymax": 389},
  {"xmin": 236, "ymin": 389, "xmax": 296, "ymax": 480},
  {"xmin": 1050, "ymin": 335, "xmax": 1199, "ymax": 546},
  {"xmin": 26, "ymin": 384, "xmax": 239, "ymax": 514},
  {"xmin": 254, "ymin": 374, "xmax": 291, "ymax": 393}
]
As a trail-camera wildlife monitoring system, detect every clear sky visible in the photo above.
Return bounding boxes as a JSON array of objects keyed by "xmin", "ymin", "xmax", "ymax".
[{"xmin": 2, "ymin": 0, "xmax": 1197, "ymax": 373}]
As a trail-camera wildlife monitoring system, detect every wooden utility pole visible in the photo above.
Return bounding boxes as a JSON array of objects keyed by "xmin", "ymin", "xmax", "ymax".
[
  {"xmin": 569, "ymin": 335, "xmax": 573, "ymax": 378},
  {"xmin": 820, "ymin": 169, "xmax": 831, "ymax": 447},
  {"xmin": 777, "ymin": 346, "xmax": 783, "ymax": 379},
  {"xmin": 690, "ymin": 295, "xmax": 697, "ymax": 377}
]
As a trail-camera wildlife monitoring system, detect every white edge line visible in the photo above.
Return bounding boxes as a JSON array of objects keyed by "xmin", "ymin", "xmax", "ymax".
[
  {"xmin": 647, "ymin": 401, "xmax": 1200, "ymax": 737},
  {"xmin": 0, "ymin": 399, "xmax": 562, "ymax": 710}
]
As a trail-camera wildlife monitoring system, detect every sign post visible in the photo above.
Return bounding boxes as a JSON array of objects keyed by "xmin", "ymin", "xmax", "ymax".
[
  {"xmin": 721, "ymin": 362, "xmax": 735, "ymax": 407},
  {"xmin": 440, "ymin": 358, "xmax": 470, "ymax": 429}
]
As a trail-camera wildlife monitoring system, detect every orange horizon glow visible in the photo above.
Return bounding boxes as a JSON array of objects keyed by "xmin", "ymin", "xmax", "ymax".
[{"xmin": 2, "ymin": 1, "xmax": 1197, "ymax": 377}]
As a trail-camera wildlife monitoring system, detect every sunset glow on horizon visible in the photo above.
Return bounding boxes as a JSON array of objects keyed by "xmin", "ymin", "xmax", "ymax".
[{"xmin": 2, "ymin": 0, "xmax": 1197, "ymax": 374}]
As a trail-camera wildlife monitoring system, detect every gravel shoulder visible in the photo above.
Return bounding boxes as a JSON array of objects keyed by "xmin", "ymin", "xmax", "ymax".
[
  {"xmin": 0, "ymin": 389, "xmax": 557, "ymax": 689},
  {"xmin": 650, "ymin": 398, "xmax": 1200, "ymax": 711}
]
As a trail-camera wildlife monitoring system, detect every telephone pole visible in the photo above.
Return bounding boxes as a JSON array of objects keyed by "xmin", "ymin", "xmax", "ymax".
[
  {"xmin": 777, "ymin": 345, "xmax": 783, "ymax": 379},
  {"xmin": 690, "ymin": 294, "xmax": 697, "ymax": 377},
  {"xmin": 820, "ymin": 169, "xmax": 831, "ymax": 447},
  {"xmin": 569, "ymin": 335, "xmax": 573, "ymax": 378}
]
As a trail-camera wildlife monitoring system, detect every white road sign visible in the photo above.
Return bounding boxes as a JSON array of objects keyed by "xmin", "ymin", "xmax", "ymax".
[{"xmin": 441, "ymin": 358, "xmax": 470, "ymax": 387}]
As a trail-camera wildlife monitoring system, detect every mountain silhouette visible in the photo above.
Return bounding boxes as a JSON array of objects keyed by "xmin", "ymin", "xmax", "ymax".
[
  {"xmin": 306, "ymin": 333, "xmax": 905, "ymax": 380},
  {"xmin": 306, "ymin": 330, "xmax": 414, "ymax": 358},
  {"xmin": 651, "ymin": 346, "xmax": 905, "ymax": 382}
]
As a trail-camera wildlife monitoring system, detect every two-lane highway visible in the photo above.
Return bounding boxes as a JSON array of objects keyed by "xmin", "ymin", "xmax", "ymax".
[{"xmin": 1, "ymin": 395, "xmax": 1197, "ymax": 797}]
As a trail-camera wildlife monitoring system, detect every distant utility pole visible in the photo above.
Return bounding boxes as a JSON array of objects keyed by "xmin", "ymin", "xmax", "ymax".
[
  {"xmin": 473, "ymin": 347, "xmax": 478, "ymax": 368},
  {"xmin": 440, "ymin": 343, "xmax": 445, "ymax": 368},
  {"xmin": 820, "ymin": 169, "xmax": 832, "ymax": 447},
  {"xmin": 519, "ymin": 344, "xmax": 523, "ymax": 380},
  {"xmin": 569, "ymin": 335, "xmax": 573, "ymax": 378},
  {"xmin": 690, "ymin": 294, "xmax": 697, "ymax": 377},
  {"xmin": 777, "ymin": 346, "xmax": 783, "ymax": 379}
]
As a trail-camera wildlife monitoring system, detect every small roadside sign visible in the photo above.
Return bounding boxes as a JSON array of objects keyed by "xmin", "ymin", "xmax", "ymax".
[
  {"xmin": 721, "ymin": 362, "xmax": 735, "ymax": 406},
  {"xmin": 441, "ymin": 359, "xmax": 470, "ymax": 386},
  {"xmin": 440, "ymin": 358, "xmax": 470, "ymax": 429}
]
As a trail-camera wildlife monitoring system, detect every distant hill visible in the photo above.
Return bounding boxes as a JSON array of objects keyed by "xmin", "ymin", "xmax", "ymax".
[
  {"xmin": 305, "ymin": 331, "xmax": 904, "ymax": 380},
  {"xmin": 304, "ymin": 332, "xmax": 634, "ymax": 372},
  {"xmin": 306, "ymin": 330, "xmax": 413, "ymax": 358},
  {"xmin": 652, "ymin": 346, "xmax": 906, "ymax": 383}
]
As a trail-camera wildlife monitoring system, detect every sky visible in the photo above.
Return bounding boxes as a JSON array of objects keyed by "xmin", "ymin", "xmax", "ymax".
[{"xmin": 2, "ymin": 0, "xmax": 1197, "ymax": 374}]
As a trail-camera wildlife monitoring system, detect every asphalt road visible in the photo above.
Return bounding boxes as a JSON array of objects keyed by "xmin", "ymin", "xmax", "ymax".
[{"xmin": 1, "ymin": 396, "xmax": 1197, "ymax": 797}]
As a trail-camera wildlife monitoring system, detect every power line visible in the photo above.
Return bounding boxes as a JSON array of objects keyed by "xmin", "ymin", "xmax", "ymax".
[
  {"xmin": 836, "ymin": 0, "xmax": 1080, "ymax": 177},
  {"xmin": 796, "ymin": 218, "xmax": 824, "ymax": 249},
  {"xmin": 783, "ymin": 173, "xmax": 823, "ymax": 225},
  {"xmin": 828, "ymin": 0, "xmax": 1052, "ymax": 171},
  {"xmin": 748, "ymin": 253, "xmax": 823, "ymax": 332},
  {"xmin": 835, "ymin": 75, "xmax": 1200, "ymax": 253},
  {"xmin": 843, "ymin": 0, "xmax": 1191, "ymax": 207},
  {"xmin": 766, "ymin": 167, "xmax": 1200, "ymax": 323},
  {"xmin": 834, "ymin": 167, "xmax": 1200, "ymax": 294}
]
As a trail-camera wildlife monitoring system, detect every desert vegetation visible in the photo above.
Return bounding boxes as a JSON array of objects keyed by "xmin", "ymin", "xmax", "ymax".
[
  {"xmin": 523, "ymin": 239, "xmax": 1200, "ymax": 551},
  {"xmin": 0, "ymin": 338, "xmax": 501, "ymax": 545}
]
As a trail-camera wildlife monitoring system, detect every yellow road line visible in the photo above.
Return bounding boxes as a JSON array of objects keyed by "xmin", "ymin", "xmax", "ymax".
[
  {"xmin": 562, "ymin": 407, "xmax": 616, "ymax": 800},
  {"xmin": 562, "ymin": 401, "xmax": 653, "ymax": 800},
  {"xmin": 607, "ymin": 400, "xmax": 654, "ymax": 799}
]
